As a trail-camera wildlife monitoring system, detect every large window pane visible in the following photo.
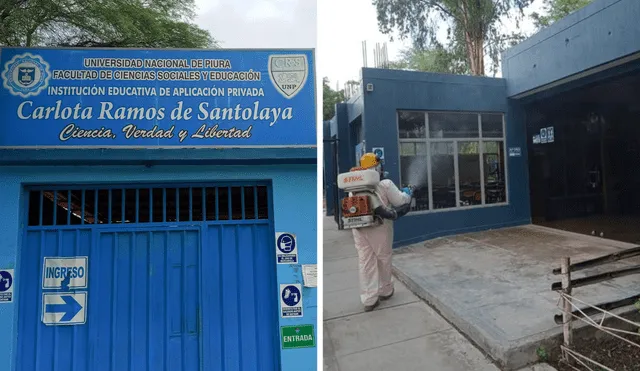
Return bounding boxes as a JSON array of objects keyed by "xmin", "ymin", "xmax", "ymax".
[
  {"xmin": 483, "ymin": 141, "xmax": 506, "ymax": 204},
  {"xmin": 429, "ymin": 112, "xmax": 479, "ymax": 138},
  {"xmin": 482, "ymin": 114, "xmax": 504, "ymax": 138},
  {"xmin": 458, "ymin": 142, "xmax": 481, "ymax": 206},
  {"xmin": 398, "ymin": 111, "xmax": 426, "ymax": 138},
  {"xmin": 400, "ymin": 143, "xmax": 429, "ymax": 212},
  {"xmin": 430, "ymin": 142, "xmax": 456, "ymax": 209},
  {"xmin": 400, "ymin": 157, "xmax": 430, "ymax": 211}
]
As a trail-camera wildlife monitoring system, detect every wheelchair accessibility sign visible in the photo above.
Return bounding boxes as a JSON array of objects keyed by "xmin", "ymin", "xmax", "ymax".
[{"xmin": 275, "ymin": 232, "xmax": 298, "ymax": 264}]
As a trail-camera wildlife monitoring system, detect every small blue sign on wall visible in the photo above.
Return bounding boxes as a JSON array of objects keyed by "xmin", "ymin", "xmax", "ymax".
[
  {"xmin": 280, "ymin": 284, "xmax": 303, "ymax": 318},
  {"xmin": 540, "ymin": 128, "xmax": 548, "ymax": 144},
  {"xmin": 372, "ymin": 147, "xmax": 384, "ymax": 161},
  {"xmin": 0, "ymin": 48, "xmax": 315, "ymax": 147},
  {"xmin": 508, "ymin": 147, "xmax": 522, "ymax": 157},
  {"xmin": 275, "ymin": 232, "xmax": 298, "ymax": 264},
  {"xmin": 547, "ymin": 126, "xmax": 554, "ymax": 143},
  {"xmin": 0, "ymin": 269, "xmax": 14, "ymax": 303}
]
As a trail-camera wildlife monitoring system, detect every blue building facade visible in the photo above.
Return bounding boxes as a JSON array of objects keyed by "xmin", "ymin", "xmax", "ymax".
[
  {"xmin": 325, "ymin": 0, "xmax": 640, "ymax": 247},
  {"xmin": 0, "ymin": 47, "xmax": 317, "ymax": 371}
]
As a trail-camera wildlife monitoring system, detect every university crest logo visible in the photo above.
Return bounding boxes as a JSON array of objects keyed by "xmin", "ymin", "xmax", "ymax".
[
  {"xmin": 2, "ymin": 53, "xmax": 51, "ymax": 98},
  {"xmin": 268, "ymin": 54, "xmax": 308, "ymax": 99}
]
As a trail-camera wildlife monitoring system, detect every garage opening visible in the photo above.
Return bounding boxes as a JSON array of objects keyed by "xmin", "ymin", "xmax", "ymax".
[
  {"xmin": 526, "ymin": 69, "xmax": 640, "ymax": 243},
  {"xmin": 18, "ymin": 183, "xmax": 280, "ymax": 371}
]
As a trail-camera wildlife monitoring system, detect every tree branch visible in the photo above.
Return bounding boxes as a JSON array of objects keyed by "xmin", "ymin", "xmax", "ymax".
[{"xmin": 424, "ymin": 0, "xmax": 462, "ymax": 23}]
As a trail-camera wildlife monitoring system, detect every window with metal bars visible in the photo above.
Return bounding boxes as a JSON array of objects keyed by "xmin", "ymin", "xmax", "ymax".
[{"xmin": 27, "ymin": 186, "xmax": 269, "ymax": 227}]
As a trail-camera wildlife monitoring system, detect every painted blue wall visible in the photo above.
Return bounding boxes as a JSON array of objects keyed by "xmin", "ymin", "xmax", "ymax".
[
  {"xmin": 323, "ymin": 120, "xmax": 335, "ymax": 216},
  {"xmin": 0, "ymin": 163, "xmax": 317, "ymax": 371},
  {"xmin": 502, "ymin": 0, "xmax": 640, "ymax": 97},
  {"xmin": 334, "ymin": 103, "xmax": 353, "ymax": 175},
  {"xmin": 359, "ymin": 68, "xmax": 530, "ymax": 246},
  {"xmin": 0, "ymin": 148, "xmax": 316, "ymax": 165}
]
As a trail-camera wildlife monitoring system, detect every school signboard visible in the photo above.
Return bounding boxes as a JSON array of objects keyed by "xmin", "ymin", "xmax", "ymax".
[{"xmin": 0, "ymin": 48, "xmax": 315, "ymax": 147}]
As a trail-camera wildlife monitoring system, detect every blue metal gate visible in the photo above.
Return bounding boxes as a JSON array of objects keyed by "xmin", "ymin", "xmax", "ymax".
[{"xmin": 16, "ymin": 184, "xmax": 280, "ymax": 371}]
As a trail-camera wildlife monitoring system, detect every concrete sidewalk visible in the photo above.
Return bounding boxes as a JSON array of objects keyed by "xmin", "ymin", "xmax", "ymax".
[
  {"xmin": 323, "ymin": 216, "xmax": 501, "ymax": 371},
  {"xmin": 392, "ymin": 225, "xmax": 639, "ymax": 370}
]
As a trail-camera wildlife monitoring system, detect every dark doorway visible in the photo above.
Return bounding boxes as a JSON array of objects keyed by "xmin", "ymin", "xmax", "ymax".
[{"xmin": 526, "ymin": 69, "xmax": 640, "ymax": 243}]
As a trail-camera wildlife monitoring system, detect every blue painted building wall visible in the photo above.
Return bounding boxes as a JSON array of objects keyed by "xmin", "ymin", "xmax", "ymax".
[
  {"xmin": 326, "ymin": 0, "xmax": 640, "ymax": 246},
  {"xmin": 334, "ymin": 103, "xmax": 353, "ymax": 174},
  {"xmin": 502, "ymin": 0, "xmax": 640, "ymax": 97},
  {"xmin": 323, "ymin": 121, "xmax": 335, "ymax": 216},
  {"xmin": 0, "ymin": 162, "xmax": 317, "ymax": 371},
  {"xmin": 358, "ymin": 68, "xmax": 530, "ymax": 246}
]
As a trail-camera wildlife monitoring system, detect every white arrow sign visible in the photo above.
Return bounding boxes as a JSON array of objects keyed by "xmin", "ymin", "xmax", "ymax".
[{"xmin": 42, "ymin": 292, "xmax": 87, "ymax": 326}]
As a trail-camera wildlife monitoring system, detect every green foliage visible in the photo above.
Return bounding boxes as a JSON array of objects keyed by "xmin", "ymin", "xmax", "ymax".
[
  {"xmin": 536, "ymin": 345, "xmax": 549, "ymax": 362},
  {"xmin": 0, "ymin": 0, "xmax": 216, "ymax": 48},
  {"xmin": 531, "ymin": 0, "xmax": 593, "ymax": 29},
  {"xmin": 389, "ymin": 44, "xmax": 470, "ymax": 75},
  {"xmin": 323, "ymin": 77, "xmax": 346, "ymax": 121},
  {"xmin": 373, "ymin": 0, "xmax": 533, "ymax": 76}
]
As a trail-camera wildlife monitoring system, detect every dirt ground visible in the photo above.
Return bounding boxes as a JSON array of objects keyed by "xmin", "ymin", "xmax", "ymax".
[{"xmin": 550, "ymin": 332, "xmax": 640, "ymax": 371}]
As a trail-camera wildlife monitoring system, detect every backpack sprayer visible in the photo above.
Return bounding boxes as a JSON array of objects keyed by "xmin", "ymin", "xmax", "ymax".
[{"xmin": 337, "ymin": 166, "xmax": 414, "ymax": 230}]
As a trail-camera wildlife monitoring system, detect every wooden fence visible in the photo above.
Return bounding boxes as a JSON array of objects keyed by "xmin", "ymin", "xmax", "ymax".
[{"xmin": 552, "ymin": 245, "xmax": 640, "ymax": 369}]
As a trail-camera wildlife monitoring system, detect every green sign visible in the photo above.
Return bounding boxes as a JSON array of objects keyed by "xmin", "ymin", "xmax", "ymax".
[{"xmin": 281, "ymin": 324, "xmax": 315, "ymax": 349}]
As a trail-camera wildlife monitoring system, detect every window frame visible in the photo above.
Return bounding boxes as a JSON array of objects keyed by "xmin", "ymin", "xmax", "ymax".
[{"xmin": 397, "ymin": 110, "xmax": 509, "ymax": 215}]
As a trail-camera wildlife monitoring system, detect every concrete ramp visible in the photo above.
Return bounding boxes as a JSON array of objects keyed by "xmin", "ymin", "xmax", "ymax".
[{"xmin": 392, "ymin": 225, "xmax": 639, "ymax": 370}]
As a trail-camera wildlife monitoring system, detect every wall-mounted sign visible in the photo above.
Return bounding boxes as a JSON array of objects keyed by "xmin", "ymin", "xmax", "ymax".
[
  {"xmin": 280, "ymin": 284, "xmax": 303, "ymax": 318},
  {"xmin": 0, "ymin": 48, "xmax": 315, "ymax": 147},
  {"xmin": 540, "ymin": 128, "xmax": 548, "ymax": 144},
  {"xmin": 547, "ymin": 126, "xmax": 554, "ymax": 143},
  {"xmin": 281, "ymin": 324, "xmax": 315, "ymax": 349},
  {"xmin": 508, "ymin": 147, "xmax": 522, "ymax": 157},
  {"xmin": 42, "ymin": 292, "xmax": 87, "ymax": 325},
  {"xmin": 302, "ymin": 264, "xmax": 317, "ymax": 287},
  {"xmin": 533, "ymin": 135, "xmax": 541, "ymax": 144},
  {"xmin": 0, "ymin": 269, "xmax": 14, "ymax": 303},
  {"xmin": 372, "ymin": 147, "xmax": 384, "ymax": 160},
  {"xmin": 275, "ymin": 232, "xmax": 298, "ymax": 264},
  {"xmin": 42, "ymin": 257, "xmax": 88, "ymax": 289}
]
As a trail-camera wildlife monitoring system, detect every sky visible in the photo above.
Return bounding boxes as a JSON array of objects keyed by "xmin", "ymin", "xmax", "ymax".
[
  {"xmin": 317, "ymin": 0, "xmax": 547, "ymax": 89},
  {"xmin": 193, "ymin": 0, "xmax": 317, "ymax": 49}
]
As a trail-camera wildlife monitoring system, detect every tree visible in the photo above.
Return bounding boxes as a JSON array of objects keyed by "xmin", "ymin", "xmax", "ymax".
[
  {"xmin": 0, "ymin": 0, "xmax": 215, "ymax": 48},
  {"xmin": 373, "ymin": 0, "xmax": 533, "ymax": 76},
  {"xmin": 323, "ymin": 77, "xmax": 346, "ymax": 121},
  {"xmin": 531, "ymin": 0, "xmax": 592, "ymax": 29},
  {"xmin": 389, "ymin": 44, "xmax": 470, "ymax": 75}
]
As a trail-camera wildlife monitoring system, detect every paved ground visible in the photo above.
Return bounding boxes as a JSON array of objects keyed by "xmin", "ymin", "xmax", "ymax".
[
  {"xmin": 323, "ymin": 216, "xmax": 503, "ymax": 371},
  {"xmin": 537, "ymin": 215, "xmax": 640, "ymax": 244},
  {"xmin": 392, "ymin": 224, "xmax": 640, "ymax": 370}
]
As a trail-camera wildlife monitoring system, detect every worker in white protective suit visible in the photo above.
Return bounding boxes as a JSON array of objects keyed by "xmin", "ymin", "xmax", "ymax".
[{"xmin": 352, "ymin": 153, "xmax": 412, "ymax": 311}]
